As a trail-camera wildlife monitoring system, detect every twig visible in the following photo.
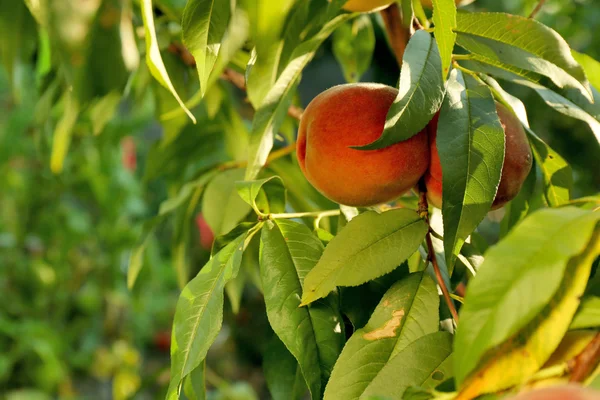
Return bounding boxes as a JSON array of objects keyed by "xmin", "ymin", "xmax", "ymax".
[
  {"xmin": 166, "ymin": 43, "xmax": 305, "ymax": 122},
  {"xmin": 380, "ymin": 2, "xmax": 411, "ymax": 67},
  {"xmin": 528, "ymin": 0, "xmax": 547, "ymax": 19},
  {"xmin": 221, "ymin": 68, "xmax": 304, "ymax": 121},
  {"xmin": 266, "ymin": 209, "xmax": 341, "ymax": 220},
  {"xmin": 568, "ymin": 332, "xmax": 600, "ymax": 382},
  {"xmin": 168, "ymin": 42, "xmax": 196, "ymax": 67},
  {"xmin": 418, "ymin": 180, "xmax": 460, "ymax": 323},
  {"xmin": 221, "ymin": 68, "xmax": 246, "ymax": 91}
]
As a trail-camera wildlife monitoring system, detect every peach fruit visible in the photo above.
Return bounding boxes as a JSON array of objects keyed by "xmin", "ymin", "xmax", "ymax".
[
  {"xmin": 342, "ymin": 0, "xmax": 394, "ymax": 12},
  {"xmin": 425, "ymin": 102, "xmax": 532, "ymax": 210},
  {"xmin": 195, "ymin": 213, "xmax": 214, "ymax": 250},
  {"xmin": 296, "ymin": 83, "xmax": 430, "ymax": 207},
  {"xmin": 507, "ymin": 385, "xmax": 600, "ymax": 400}
]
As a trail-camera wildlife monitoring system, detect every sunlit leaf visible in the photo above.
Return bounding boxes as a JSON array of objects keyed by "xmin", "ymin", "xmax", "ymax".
[
  {"xmin": 455, "ymin": 12, "xmax": 592, "ymax": 101},
  {"xmin": 182, "ymin": 0, "xmax": 231, "ymax": 97},
  {"xmin": 526, "ymin": 128, "xmax": 572, "ymax": 207},
  {"xmin": 454, "ymin": 207, "xmax": 600, "ymax": 389},
  {"xmin": 235, "ymin": 176, "xmax": 286, "ymax": 216},
  {"xmin": 432, "ymin": 0, "xmax": 456, "ymax": 79},
  {"xmin": 362, "ymin": 332, "xmax": 453, "ymax": 399},
  {"xmin": 437, "ymin": 69, "xmax": 504, "ymax": 269},
  {"xmin": 355, "ymin": 30, "xmax": 444, "ymax": 150},
  {"xmin": 570, "ymin": 297, "xmax": 600, "ymax": 331},
  {"xmin": 301, "ymin": 209, "xmax": 428, "ymax": 306},
  {"xmin": 572, "ymin": 50, "xmax": 600, "ymax": 91},
  {"xmin": 140, "ymin": 0, "xmax": 195, "ymax": 122},
  {"xmin": 324, "ymin": 272, "xmax": 439, "ymax": 400}
]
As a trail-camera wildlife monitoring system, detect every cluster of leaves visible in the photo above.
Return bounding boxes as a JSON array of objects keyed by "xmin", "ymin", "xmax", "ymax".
[{"xmin": 3, "ymin": 0, "xmax": 600, "ymax": 398}]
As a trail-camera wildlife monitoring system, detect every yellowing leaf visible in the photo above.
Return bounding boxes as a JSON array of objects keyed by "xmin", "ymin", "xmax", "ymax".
[{"xmin": 456, "ymin": 228, "xmax": 600, "ymax": 400}]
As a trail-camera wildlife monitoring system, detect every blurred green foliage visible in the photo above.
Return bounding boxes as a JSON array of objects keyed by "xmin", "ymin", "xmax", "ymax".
[{"xmin": 0, "ymin": 0, "xmax": 598, "ymax": 398}]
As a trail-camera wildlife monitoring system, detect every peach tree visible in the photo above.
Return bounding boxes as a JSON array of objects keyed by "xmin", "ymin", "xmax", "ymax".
[
  {"xmin": 146, "ymin": 0, "xmax": 600, "ymax": 399},
  {"xmin": 13, "ymin": 0, "xmax": 600, "ymax": 398}
]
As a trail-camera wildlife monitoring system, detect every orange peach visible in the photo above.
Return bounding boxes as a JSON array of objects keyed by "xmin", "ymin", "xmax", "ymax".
[
  {"xmin": 195, "ymin": 213, "xmax": 214, "ymax": 250},
  {"xmin": 342, "ymin": 0, "xmax": 394, "ymax": 12},
  {"xmin": 425, "ymin": 102, "xmax": 532, "ymax": 210},
  {"xmin": 297, "ymin": 83, "xmax": 430, "ymax": 207},
  {"xmin": 507, "ymin": 385, "xmax": 600, "ymax": 400}
]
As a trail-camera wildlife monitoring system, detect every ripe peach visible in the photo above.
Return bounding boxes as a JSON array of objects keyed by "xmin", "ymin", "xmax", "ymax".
[
  {"xmin": 507, "ymin": 385, "xmax": 600, "ymax": 400},
  {"xmin": 424, "ymin": 102, "xmax": 532, "ymax": 210},
  {"xmin": 195, "ymin": 213, "xmax": 214, "ymax": 250},
  {"xmin": 342, "ymin": 0, "xmax": 394, "ymax": 12},
  {"xmin": 296, "ymin": 83, "xmax": 430, "ymax": 207}
]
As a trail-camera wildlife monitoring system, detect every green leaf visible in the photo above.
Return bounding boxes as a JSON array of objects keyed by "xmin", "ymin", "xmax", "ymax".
[
  {"xmin": 455, "ymin": 11, "xmax": 592, "ymax": 101},
  {"xmin": 340, "ymin": 265, "xmax": 410, "ymax": 329},
  {"xmin": 183, "ymin": 361, "xmax": 206, "ymax": 400},
  {"xmin": 0, "ymin": 0, "xmax": 37, "ymax": 103},
  {"xmin": 50, "ymin": 93, "xmax": 80, "ymax": 174},
  {"xmin": 182, "ymin": 0, "xmax": 231, "ymax": 97},
  {"xmin": 324, "ymin": 272, "xmax": 440, "ymax": 400},
  {"xmin": 355, "ymin": 30, "xmax": 444, "ymax": 150},
  {"xmin": 332, "ymin": 15, "xmax": 375, "ymax": 83},
  {"xmin": 482, "ymin": 75, "xmax": 530, "ymax": 128},
  {"xmin": 438, "ymin": 69, "xmax": 505, "ymax": 269},
  {"xmin": 140, "ymin": 0, "xmax": 195, "ymax": 122},
  {"xmin": 301, "ymin": 209, "xmax": 429, "ymax": 306},
  {"xmin": 454, "ymin": 207, "xmax": 600, "ymax": 387},
  {"xmin": 263, "ymin": 335, "xmax": 307, "ymax": 400},
  {"xmin": 235, "ymin": 176, "xmax": 286, "ymax": 216},
  {"xmin": 166, "ymin": 226, "xmax": 259, "ymax": 400},
  {"xmin": 225, "ymin": 264, "xmax": 246, "ymax": 314},
  {"xmin": 526, "ymin": 128, "xmax": 572, "ymax": 207},
  {"xmin": 432, "ymin": 0, "xmax": 457, "ymax": 79},
  {"xmin": 127, "ymin": 216, "xmax": 164, "ymax": 289},
  {"xmin": 245, "ymin": 13, "xmax": 354, "ymax": 180},
  {"xmin": 245, "ymin": 0, "xmax": 295, "ymax": 108},
  {"xmin": 158, "ymin": 170, "xmax": 219, "ymax": 216},
  {"xmin": 160, "ymin": 8, "xmax": 249, "ymax": 121},
  {"xmin": 361, "ymin": 332, "xmax": 453, "ymax": 399},
  {"xmin": 456, "ymin": 226, "xmax": 600, "ymax": 398},
  {"xmin": 247, "ymin": 0, "xmax": 295, "ymax": 58},
  {"xmin": 572, "ymin": 50, "xmax": 600, "ymax": 92},
  {"xmin": 570, "ymin": 297, "xmax": 600, "ymax": 331},
  {"xmin": 202, "ymin": 169, "xmax": 252, "ymax": 236},
  {"xmin": 411, "ymin": 1, "xmax": 429, "ymax": 28},
  {"xmin": 89, "ymin": 92, "xmax": 121, "ymax": 135},
  {"xmin": 260, "ymin": 219, "xmax": 346, "ymax": 399},
  {"xmin": 513, "ymin": 79, "xmax": 600, "ymax": 146}
]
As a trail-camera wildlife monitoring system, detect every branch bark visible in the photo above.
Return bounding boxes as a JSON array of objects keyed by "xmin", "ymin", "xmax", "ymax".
[
  {"xmin": 418, "ymin": 180, "xmax": 460, "ymax": 323},
  {"xmin": 568, "ymin": 332, "xmax": 600, "ymax": 382},
  {"xmin": 380, "ymin": 2, "xmax": 411, "ymax": 67},
  {"xmin": 528, "ymin": 0, "xmax": 547, "ymax": 19},
  {"xmin": 221, "ymin": 68, "xmax": 304, "ymax": 121}
]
